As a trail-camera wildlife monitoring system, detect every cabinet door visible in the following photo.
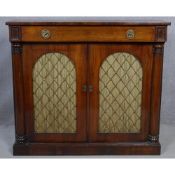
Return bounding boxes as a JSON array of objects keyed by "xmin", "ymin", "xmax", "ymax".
[
  {"xmin": 88, "ymin": 44, "xmax": 153, "ymax": 142},
  {"xmin": 22, "ymin": 44, "xmax": 87, "ymax": 142}
]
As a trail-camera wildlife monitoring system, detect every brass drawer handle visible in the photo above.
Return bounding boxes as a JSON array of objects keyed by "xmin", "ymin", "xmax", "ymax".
[
  {"xmin": 126, "ymin": 29, "xmax": 135, "ymax": 39},
  {"xmin": 41, "ymin": 29, "xmax": 51, "ymax": 39}
]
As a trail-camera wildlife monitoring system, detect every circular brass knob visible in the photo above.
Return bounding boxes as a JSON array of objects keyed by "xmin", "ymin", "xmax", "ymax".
[
  {"xmin": 41, "ymin": 29, "xmax": 51, "ymax": 39},
  {"xmin": 126, "ymin": 29, "xmax": 135, "ymax": 39}
]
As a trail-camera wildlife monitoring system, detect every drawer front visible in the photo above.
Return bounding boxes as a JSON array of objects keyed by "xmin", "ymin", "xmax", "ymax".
[{"xmin": 21, "ymin": 26, "xmax": 156, "ymax": 42}]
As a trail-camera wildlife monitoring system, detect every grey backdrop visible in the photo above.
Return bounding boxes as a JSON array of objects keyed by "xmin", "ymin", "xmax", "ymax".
[{"xmin": 0, "ymin": 17, "xmax": 175, "ymax": 157}]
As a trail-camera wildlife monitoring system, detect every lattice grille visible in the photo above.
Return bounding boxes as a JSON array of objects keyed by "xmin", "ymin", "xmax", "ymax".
[
  {"xmin": 33, "ymin": 53, "xmax": 76, "ymax": 133},
  {"xmin": 99, "ymin": 52, "xmax": 142, "ymax": 133}
]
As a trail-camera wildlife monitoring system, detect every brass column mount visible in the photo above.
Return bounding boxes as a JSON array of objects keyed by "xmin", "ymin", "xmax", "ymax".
[{"xmin": 148, "ymin": 135, "xmax": 159, "ymax": 143}]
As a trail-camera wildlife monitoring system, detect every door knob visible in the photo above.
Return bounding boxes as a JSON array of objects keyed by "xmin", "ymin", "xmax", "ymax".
[
  {"xmin": 89, "ymin": 85, "xmax": 93, "ymax": 92},
  {"xmin": 82, "ymin": 85, "xmax": 93, "ymax": 92},
  {"xmin": 82, "ymin": 85, "xmax": 87, "ymax": 92}
]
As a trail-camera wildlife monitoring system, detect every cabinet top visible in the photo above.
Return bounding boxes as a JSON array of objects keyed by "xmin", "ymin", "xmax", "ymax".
[{"xmin": 6, "ymin": 20, "xmax": 171, "ymax": 26}]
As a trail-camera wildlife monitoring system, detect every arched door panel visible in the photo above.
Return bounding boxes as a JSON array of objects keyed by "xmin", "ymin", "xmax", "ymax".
[
  {"xmin": 88, "ymin": 44, "xmax": 153, "ymax": 142},
  {"xmin": 22, "ymin": 44, "xmax": 87, "ymax": 142}
]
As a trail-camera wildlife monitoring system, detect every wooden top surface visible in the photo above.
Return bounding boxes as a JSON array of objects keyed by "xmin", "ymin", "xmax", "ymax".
[{"xmin": 6, "ymin": 20, "xmax": 171, "ymax": 26}]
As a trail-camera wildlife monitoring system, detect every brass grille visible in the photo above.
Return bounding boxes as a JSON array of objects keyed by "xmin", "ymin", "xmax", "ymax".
[
  {"xmin": 33, "ymin": 53, "xmax": 76, "ymax": 133},
  {"xmin": 99, "ymin": 52, "xmax": 142, "ymax": 133}
]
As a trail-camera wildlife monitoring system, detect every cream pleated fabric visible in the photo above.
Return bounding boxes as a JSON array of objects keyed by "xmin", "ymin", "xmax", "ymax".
[
  {"xmin": 99, "ymin": 52, "xmax": 142, "ymax": 133},
  {"xmin": 33, "ymin": 53, "xmax": 76, "ymax": 133}
]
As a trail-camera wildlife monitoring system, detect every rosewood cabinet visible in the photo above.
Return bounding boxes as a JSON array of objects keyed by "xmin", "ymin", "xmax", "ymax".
[{"xmin": 6, "ymin": 21, "xmax": 170, "ymax": 155}]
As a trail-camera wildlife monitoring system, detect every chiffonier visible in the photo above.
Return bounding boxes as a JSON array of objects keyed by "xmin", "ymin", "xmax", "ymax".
[{"xmin": 6, "ymin": 20, "xmax": 170, "ymax": 155}]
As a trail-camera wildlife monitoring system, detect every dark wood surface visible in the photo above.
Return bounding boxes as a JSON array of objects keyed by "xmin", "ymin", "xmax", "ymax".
[
  {"xmin": 7, "ymin": 21, "xmax": 169, "ymax": 155},
  {"xmin": 13, "ymin": 142, "xmax": 160, "ymax": 155},
  {"xmin": 149, "ymin": 44, "xmax": 164, "ymax": 139},
  {"xmin": 20, "ymin": 26, "xmax": 156, "ymax": 42},
  {"xmin": 7, "ymin": 25, "xmax": 168, "ymax": 43},
  {"xmin": 11, "ymin": 43, "xmax": 26, "ymax": 142},
  {"xmin": 6, "ymin": 21, "xmax": 171, "ymax": 26}
]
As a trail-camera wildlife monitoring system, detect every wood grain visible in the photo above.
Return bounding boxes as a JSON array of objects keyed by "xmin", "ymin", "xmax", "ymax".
[
  {"xmin": 88, "ymin": 44, "xmax": 153, "ymax": 142},
  {"xmin": 22, "ymin": 44, "xmax": 87, "ymax": 142},
  {"xmin": 21, "ymin": 26, "xmax": 156, "ymax": 42},
  {"xmin": 6, "ymin": 21, "xmax": 169, "ymax": 155},
  {"xmin": 13, "ymin": 142, "xmax": 161, "ymax": 155},
  {"xmin": 6, "ymin": 21, "xmax": 171, "ymax": 26}
]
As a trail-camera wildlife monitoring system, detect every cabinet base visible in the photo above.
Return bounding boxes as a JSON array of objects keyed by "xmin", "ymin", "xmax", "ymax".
[{"xmin": 13, "ymin": 142, "xmax": 160, "ymax": 155}]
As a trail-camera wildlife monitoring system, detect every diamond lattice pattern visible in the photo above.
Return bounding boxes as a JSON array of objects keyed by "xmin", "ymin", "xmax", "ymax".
[
  {"xmin": 99, "ymin": 52, "xmax": 142, "ymax": 133},
  {"xmin": 33, "ymin": 53, "xmax": 76, "ymax": 133}
]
